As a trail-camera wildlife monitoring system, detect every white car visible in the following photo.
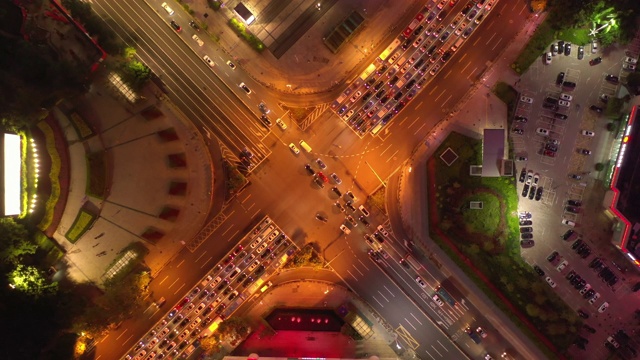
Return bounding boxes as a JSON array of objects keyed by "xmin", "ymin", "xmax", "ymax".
[
  {"xmin": 275, "ymin": 118, "xmax": 287, "ymax": 130},
  {"xmin": 203, "ymin": 55, "xmax": 215, "ymax": 67},
  {"xmin": 558, "ymin": 100, "xmax": 570, "ymax": 107},
  {"xmin": 437, "ymin": 0, "xmax": 446, "ymax": 9},
  {"xmin": 545, "ymin": 276, "xmax": 556, "ymax": 288},
  {"xmin": 226, "ymin": 60, "xmax": 237, "ymax": 69},
  {"xmin": 342, "ymin": 109, "xmax": 355, "ymax": 120},
  {"xmin": 562, "ymin": 219, "xmax": 576, "ymax": 227},
  {"xmin": 339, "ymin": 224, "xmax": 351, "ymax": 234},
  {"xmin": 432, "ymin": 294, "xmax": 444, "ymax": 306},
  {"xmin": 588, "ymin": 292, "xmax": 600, "ymax": 305},
  {"xmin": 556, "ymin": 259, "xmax": 568, "ymax": 271},
  {"xmin": 607, "ymin": 336, "xmax": 620, "ymax": 349},
  {"xmin": 288, "ymin": 143, "xmax": 300, "ymax": 155},
  {"xmin": 525, "ymin": 170, "xmax": 533, "ymax": 185},
  {"xmin": 536, "ymin": 128, "xmax": 550, "ymax": 136},
  {"xmin": 624, "ymin": 56, "xmax": 638, "ymax": 64},
  {"xmin": 544, "ymin": 52, "xmax": 552, "ymax": 65},
  {"xmin": 560, "ymin": 93, "xmax": 573, "ymax": 101},
  {"xmin": 192, "ymin": 34, "xmax": 204, "ymax": 47},
  {"xmin": 350, "ymin": 91, "xmax": 362, "ymax": 102},
  {"xmin": 485, "ymin": 1, "xmax": 494, "ymax": 10},
  {"xmin": 415, "ymin": 276, "xmax": 427, "ymax": 288},
  {"xmin": 239, "ymin": 82, "xmax": 251, "ymax": 94},
  {"xmin": 623, "ymin": 63, "xmax": 636, "ymax": 71},
  {"xmin": 581, "ymin": 130, "xmax": 595, "ymax": 137},
  {"xmin": 598, "ymin": 302, "xmax": 609, "ymax": 313},
  {"xmin": 161, "ymin": 2, "xmax": 174, "ymax": 15},
  {"xmin": 377, "ymin": 225, "xmax": 389, "ymax": 237},
  {"xmin": 520, "ymin": 96, "xmax": 534, "ymax": 104},
  {"xmin": 429, "ymin": 64, "xmax": 441, "ymax": 75},
  {"xmin": 591, "ymin": 39, "xmax": 598, "ymax": 53}
]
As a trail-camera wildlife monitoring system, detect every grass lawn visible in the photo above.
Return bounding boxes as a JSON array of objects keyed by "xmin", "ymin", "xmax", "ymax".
[
  {"xmin": 493, "ymin": 81, "xmax": 518, "ymax": 123},
  {"xmin": 430, "ymin": 132, "xmax": 579, "ymax": 354},
  {"xmin": 512, "ymin": 20, "xmax": 556, "ymax": 74},
  {"xmin": 66, "ymin": 209, "xmax": 96, "ymax": 243},
  {"xmin": 557, "ymin": 28, "xmax": 591, "ymax": 45}
]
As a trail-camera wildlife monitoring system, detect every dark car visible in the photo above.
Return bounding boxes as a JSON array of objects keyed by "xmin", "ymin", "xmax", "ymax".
[
  {"xmin": 520, "ymin": 227, "xmax": 533, "ymax": 234},
  {"xmin": 566, "ymin": 270, "xmax": 576, "ymax": 281},
  {"xmin": 557, "ymin": 40, "xmax": 564, "ymax": 53},
  {"xmin": 513, "ymin": 128, "xmax": 524, "ymax": 135},
  {"xmin": 441, "ymin": 50, "xmax": 453, "ymax": 62},
  {"xmin": 405, "ymin": 79, "xmax": 417, "ymax": 90},
  {"xmin": 547, "ymin": 251, "xmax": 559, "ymax": 262},
  {"xmin": 572, "ymin": 238, "xmax": 583, "ymax": 250},
  {"xmin": 331, "ymin": 186, "xmax": 342, "ymax": 196},
  {"xmin": 590, "ymin": 105, "xmax": 603, "ymax": 113},
  {"xmin": 521, "ymin": 233, "xmax": 533, "ymax": 240},
  {"xmin": 393, "ymin": 91, "xmax": 404, "ymax": 101},
  {"xmin": 521, "ymin": 183, "xmax": 530, "ymax": 197},
  {"xmin": 528, "ymin": 185, "xmax": 536, "ymax": 199},
  {"xmin": 562, "ymin": 229, "xmax": 575, "ymax": 240},
  {"xmin": 566, "ymin": 206, "xmax": 580, "ymax": 214},
  {"xmin": 605, "ymin": 74, "xmax": 619, "ymax": 84},
  {"xmin": 519, "ymin": 168, "xmax": 526, "ymax": 183},
  {"xmin": 577, "ymin": 309, "xmax": 589, "ymax": 319},
  {"xmin": 554, "ymin": 113, "xmax": 568, "ymax": 120},
  {"xmin": 577, "ymin": 46, "xmax": 584, "ymax": 59},
  {"xmin": 394, "ymin": 102, "xmax": 405, "ymax": 113},
  {"xmin": 583, "ymin": 288, "xmax": 595, "ymax": 299},
  {"xmin": 564, "ymin": 42, "xmax": 572, "ymax": 56},
  {"xmin": 562, "ymin": 81, "xmax": 576, "ymax": 90},
  {"xmin": 545, "ymin": 143, "xmax": 558, "ymax": 152},
  {"xmin": 535, "ymin": 187, "xmax": 543, "ymax": 201},
  {"xmin": 519, "ymin": 219, "xmax": 532, "ymax": 226},
  {"xmin": 589, "ymin": 57, "xmax": 602, "ymax": 66},
  {"xmin": 542, "ymin": 102, "xmax": 559, "ymax": 111},
  {"xmin": 413, "ymin": 25, "xmax": 424, "ymax": 36},
  {"xmin": 583, "ymin": 324, "xmax": 596, "ymax": 333},
  {"xmin": 520, "ymin": 240, "xmax": 535, "ymax": 248},
  {"xmin": 304, "ymin": 164, "xmax": 315, "ymax": 176},
  {"xmin": 170, "ymin": 21, "xmax": 182, "ymax": 32},
  {"xmin": 545, "ymin": 97, "xmax": 558, "ymax": 104},
  {"xmin": 556, "ymin": 72, "xmax": 565, "ymax": 85},
  {"xmin": 533, "ymin": 265, "xmax": 545, "ymax": 276}
]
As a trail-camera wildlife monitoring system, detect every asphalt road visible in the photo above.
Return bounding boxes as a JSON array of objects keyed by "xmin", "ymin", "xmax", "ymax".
[{"xmin": 86, "ymin": 0, "xmax": 539, "ymax": 359}]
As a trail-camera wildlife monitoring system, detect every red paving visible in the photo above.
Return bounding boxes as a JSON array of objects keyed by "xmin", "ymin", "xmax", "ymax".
[{"xmin": 235, "ymin": 325, "xmax": 355, "ymax": 358}]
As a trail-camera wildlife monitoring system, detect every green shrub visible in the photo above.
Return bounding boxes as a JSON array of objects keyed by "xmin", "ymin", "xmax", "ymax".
[
  {"xmin": 512, "ymin": 20, "xmax": 555, "ymax": 74},
  {"xmin": 228, "ymin": 18, "xmax": 265, "ymax": 53},
  {"xmin": 595, "ymin": 163, "xmax": 605, "ymax": 171},
  {"xmin": 207, "ymin": 0, "xmax": 221, "ymax": 10}
]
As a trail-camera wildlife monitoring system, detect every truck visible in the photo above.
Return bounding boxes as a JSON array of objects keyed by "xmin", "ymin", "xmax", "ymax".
[
  {"xmin": 451, "ymin": 38, "xmax": 464, "ymax": 52},
  {"xmin": 436, "ymin": 285, "xmax": 457, "ymax": 306},
  {"xmin": 405, "ymin": 254, "xmax": 424, "ymax": 271}
]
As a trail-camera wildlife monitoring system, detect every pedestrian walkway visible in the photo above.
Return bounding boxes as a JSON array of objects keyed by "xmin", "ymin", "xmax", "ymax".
[{"xmin": 50, "ymin": 79, "xmax": 214, "ymax": 285}]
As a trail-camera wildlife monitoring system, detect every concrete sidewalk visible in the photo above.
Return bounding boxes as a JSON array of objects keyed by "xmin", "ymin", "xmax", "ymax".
[{"xmin": 52, "ymin": 81, "xmax": 214, "ymax": 285}]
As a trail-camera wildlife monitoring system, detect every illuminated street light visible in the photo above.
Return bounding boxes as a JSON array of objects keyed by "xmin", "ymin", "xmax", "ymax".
[{"xmin": 316, "ymin": 2, "xmax": 321, "ymax": 11}]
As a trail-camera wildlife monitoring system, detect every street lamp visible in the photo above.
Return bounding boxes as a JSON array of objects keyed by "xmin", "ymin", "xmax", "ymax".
[{"xmin": 316, "ymin": 2, "xmax": 321, "ymax": 10}]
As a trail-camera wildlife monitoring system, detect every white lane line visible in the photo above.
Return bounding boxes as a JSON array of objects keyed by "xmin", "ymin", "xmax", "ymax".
[
  {"xmin": 158, "ymin": 275, "xmax": 169, "ymax": 285},
  {"xmin": 428, "ymin": 85, "xmax": 439, "ymax": 95},
  {"xmin": 241, "ymin": 193, "xmax": 252, "ymax": 203},
  {"xmin": 441, "ymin": 94, "xmax": 453, "ymax": 106},
  {"xmin": 200, "ymin": 256, "xmax": 213, "ymax": 269},
  {"xmin": 372, "ymin": 295, "xmax": 385, "ymax": 307},
  {"xmin": 357, "ymin": 258, "xmax": 370, "ymax": 271},
  {"xmin": 434, "ymin": 90, "xmax": 446, "ymax": 102},
  {"xmin": 377, "ymin": 290, "xmax": 390, "ymax": 303},
  {"xmin": 424, "ymin": 350, "xmax": 436, "ymax": 360},
  {"xmin": 250, "ymin": 209, "xmax": 261, "ymax": 220},
  {"xmin": 443, "ymin": 69, "xmax": 452, "ymax": 79},
  {"xmin": 115, "ymin": 329, "xmax": 128, "ymax": 340},
  {"xmin": 414, "ymin": 101, "xmax": 424, "ymax": 109},
  {"xmin": 437, "ymin": 340, "xmax": 449, "ymax": 352},
  {"xmin": 173, "ymin": 283, "xmax": 185, "ymax": 295},
  {"xmin": 485, "ymin": 32, "xmax": 497, "ymax": 46},
  {"xmin": 460, "ymin": 61, "xmax": 471, "ymax": 73},
  {"xmin": 347, "ymin": 269, "xmax": 359, "ymax": 281},
  {"xmin": 383, "ymin": 285, "xmax": 395, "ymax": 297},
  {"xmin": 226, "ymin": 229, "xmax": 240, "ymax": 242},
  {"xmin": 431, "ymin": 345, "xmax": 443, "ymax": 357},
  {"xmin": 379, "ymin": 143, "xmax": 393, "ymax": 156},
  {"xmin": 176, "ymin": 259, "xmax": 185, "ymax": 268},
  {"xmin": 407, "ymin": 117, "xmax": 420, "ymax": 128},
  {"xmin": 410, "ymin": 312, "xmax": 423, "ymax": 325},
  {"xmin": 246, "ymin": 202, "xmax": 255, "ymax": 211},
  {"xmin": 491, "ymin": 39, "xmax": 502, "ymax": 51},
  {"xmin": 168, "ymin": 278, "xmax": 179, "ymax": 289},
  {"xmin": 195, "ymin": 251, "xmax": 207, "ymax": 262},
  {"xmin": 386, "ymin": 150, "xmax": 399, "ymax": 163},
  {"xmin": 404, "ymin": 317, "xmax": 417, "ymax": 330},
  {"xmin": 467, "ymin": 66, "xmax": 478, "ymax": 78},
  {"xmin": 351, "ymin": 264, "xmax": 364, "ymax": 276},
  {"xmin": 414, "ymin": 122, "xmax": 428, "ymax": 135}
]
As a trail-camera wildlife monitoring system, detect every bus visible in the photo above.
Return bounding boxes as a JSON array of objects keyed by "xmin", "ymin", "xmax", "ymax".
[
  {"xmin": 359, "ymin": 63, "xmax": 377, "ymax": 80},
  {"xmin": 378, "ymin": 39, "xmax": 401, "ymax": 62},
  {"xmin": 402, "ymin": 13, "xmax": 425, "ymax": 38},
  {"xmin": 436, "ymin": 285, "xmax": 457, "ymax": 306}
]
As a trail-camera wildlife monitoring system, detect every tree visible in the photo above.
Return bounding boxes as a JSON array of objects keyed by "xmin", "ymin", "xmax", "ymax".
[
  {"xmin": 627, "ymin": 72, "xmax": 640, "ymax": 93},
  {"xmin": 0, "ymin": 218, "xmax": 36, "ymax": 264},
  {"xmin": 215, "ymin": 318, "xmax": 250, "ymax": 343},
  {"xmin": 9, "ymin": 264, "xmax": 58, "ymax": 298}
]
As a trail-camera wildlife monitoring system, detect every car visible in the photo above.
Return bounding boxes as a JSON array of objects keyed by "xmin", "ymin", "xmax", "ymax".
[
  {"xmin": 589, "ymin": 105, "xmax": 603, "ymax": 113},
  {"xmin": 588, "ymin": 292, "xmax": 600, "ymax": 304},
  {"xmin": 512, "ymin": 128, "xmax": 523, "ymax": 135},
  {"xmin": 170, "ymin": 21, "xmax": 181, "ymax": 32},
  {"xmin": 192, "ymin": 34, "xmax": 204, "ymax": 46},
  {"xmin": 476, "ymin": 327, "xmax": 487, "ymax": 338},
  {"xmin": 346, "ymin": 215, "xmax": 358, "ymax": 227},
  {"xmin": 437, "ymin": 10, "xmax": 448, "ymax": 21},
  {"xmin": 260, "ymin": 114, "xmax": 272, "ymax": 127},
  {"xmin": 577, "ymin": 46, "xmax": 584, "ymax": 59},
  {"xmin": 535, "ymin": 187, "xmax": 543, "ymax": 201},
  {"xmin": 566, "ymin": 270, "xmax": 576, "ymax": 281},
  {"xmin": 519, "ymin": 168, "xmax": 526, "ymax": 183},
  {"xmin": 583, "ymin": 289, "xmax": 596, "ymax": 299},
  {"xmin": 467, "ymin": 9, "xmax": 478, "ymax": 20},
  {"xmin": 536, "ymin": 128, "xmax": 550, "ymax": 136},
  {"xmin": 598, "ymin": 302, "xmax": 609, "ymax": 313},
  {"xmin": 564, "ymin": 42, "xmax": 571, "ymax": 56},
  {"xmin": 544, "ymin": 52, "xmax": 552, "ymax": 65},
  {"xmin": 520, "ymin": 240, "xmax": 535, "ymax": 248},
  {"xmin": 580, "ymin": 149, "xmax": 592, "ymax": 155},
  {"xmin": 350, "ymin": 91, "xmax": 362, "ymax": 103},
  {"xmin": 520, "ymin": 227, "xmax": 533, "ymax": 234},
  {"xmin": 316, "ymin": 172, "xmax": 329, "ymax": 183},
  {"xmin": 625, "ymin": 56, "xmax": 638, "ymax": 64},
  {"xmin": 288, "ymin": 143, "xmax": 300, "ymax": 154},
  {"xmin": 328, "ymin": 172, "xmax": 342, "ymax": 184},
  {"xmin": 542, "ymin": 102, "xmax": 559, "ymax": 111},
  {"xmin": 589, "ymin": 57, "xmax": 602, "ymax": 66},
  {"xmin": 565, "ymin": 206, "xmax": 580, "ymax": 214},
  {"xmin": 202, "ymin": 55, "xmax": 215, "ymax": 68},
  {"xmin": 225, "ymin": 60, "xmax": 237, "ymax": 70},
  {"xmin": 605, "ymin": 74, "xmax": 619, "ymax": 84},
  {"xmin": 525, "ymin": 170, "xmax": 533, "ymax": 185},
  {"xmin": 554, "ymin": 113, "xmax": 568, "ymax": 120},
  {"xmin": 520, "ymin": 96, "xmax": 533, "ymax": 104},
  {"xmin": 161, "ymin": 2, "xmax": 175, "ymax": 15},
  {"xmin": 521, "ymin": 184, "xmax": 530, "ymax": 197},
  {"xmin": 545, "ymin": 143, "xmax": 557, "ymax": 152},
  {"xmin": 415, "ymin": 276, "xmax": 427, "ymax": 288},
  {"xmin": 607, "ymin": 336, "xmax": 620, "ymax": 349},
  {"xmin": 579, "ymin": 284, "xmax": 592, "ymax": 295},
  {"xmin": 515, "ymin": 156, "xmax": 527, "ymax": 161},
  {"xmin": 562, "ymin": 81, "xmax": 576, "ymax": 90},
  {"xmin": 533, "ymin": 265, "xmax": 545, "ymax": 276},
  {"xmin": 581, "ymin": 130, "xmax": 595, "ymax": 137},
  {"xmin": 562, "ymin": 219, "xmax": 576, "ymax": 227},
  {"xmin": 519, "ymin": 219, "xmax": 532, "ymax": 226},
  {"xmin": 569, "ymin": 174, "xmax": 582, "ymax": 180},
  {"xmin": 577, "ymin": 309, "xmax": 589, "ymax": 319},
  {"xmin": 558, "ymin": 100, "xmax": 570, "ymax": 107},
  {"xmin": 432, "ymin": 294, "xmax": 444, "ymax": 307},
  {"xmin": 559, "ymin": 93, "xmax": 573, "ymax": 101},
  {"xmin": 550, "ymin": 43, "xmax": 558, "ymax": 55},
  {"xmin": 515, "ymin": 115, "xmax": 528, "ymax": 122},
  {"xmin": 556, "ymin": 72, "xmax": 565, "ymax": 84},
  {"xmin": 342, "ymin": 109, "xmax": 355, "ymax": 120},
  {"xmin": 339, "ymin": 224, "xmax": 351, "ymax": 234},
  {"xmin": 429, "ymin": 64, "xmax": 441, "ymax": 75},
  {"xmin": 239, "ymin": 83, "xmax": 251, "ymax": 94},
  {"xmin": 528, "ymin": 186, "xmax": 536, "ymax": 200},
  {"xmin": 521, "ymin": 233, "xmax": 533, "ymax": 240},
  {"xmin": 545, "ymin": 277, "xmax": 556, "ymax": 288},
  {"xmin": 556, "ymin": 260, "xmax": 568, "ymax": 271},
  {"xmin": 544, "ymin": 96, "xmax": 558, "ymax": 105}
]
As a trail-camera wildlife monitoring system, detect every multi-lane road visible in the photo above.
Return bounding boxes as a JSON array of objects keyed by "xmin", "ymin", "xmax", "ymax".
[{"xmin": 87, "ymin": 0, "xmax": 543, "ymax": 359}]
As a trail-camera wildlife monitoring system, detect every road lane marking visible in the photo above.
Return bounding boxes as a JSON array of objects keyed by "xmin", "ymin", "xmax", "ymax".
[
  {"xmin": 200, "ymin": 256, "xmax": 213, "ymax": 269},
  {"xmin": 372, "ymin": 296, "xmax": 385, "ymax": 307},
  {"xmin": 424, "ymin": 350, "xmax": 436, "ymax": 360},
  {"xmin": 441, "ymin": 94, "xmax": 453, "ymax": 106},
  {"xmin": 410, "ymin": 312, "xmax": 423, "ymax": 325},
  {"xmin": 414, "ymin": 101, "xmax": 424, "ymax": 110},
  {"xmin": 377, "ymin": 290, "xmax": 390, "ymax": 302},
  {"xmin": 226, "ymin": 229, "xmax": 240, "ymax": 242},
  {"xmin": 431, "ymin": 345, "xmax": 443, "ymax": 357},
  {"xmin": 414, "ymin": 121, "xmax": 427, "ymax": 135},
  {"xmin": 437, "ymin": 340, "xmax": 448, "ymax": 352},
  {"xmin": 491, "ymin": 39, "xmax": 502, "ymax": 51},
  {"xmin": 351, "ymin": 264, "xmax": 364, "ymax": 276},
  {"xmin": 403, "ymin": 318, "xmax": 417, "ymax": 330},
  {"xmin": 472, "ymin": 36, "xmax": 481, "ymax": 46},
  {"xmin": 428, "ymin": 86, "xmax": 439, "ymax": 95},
  {"xmin": 176, "ymin": 259, "xmax": 185, "ymax": 268},
  {"xmin": 384, "ymin": 285, "xmax": 395, "ymax": 297},
  {"xmin": 346, "ymin": 269, "xmax": 359, "ymax": 280},
  {"xmin": 380, "ymin": 143, "xmax": 393, "ymax": 156},
  {"xmin": 158, "ymin": 275, "xmax": 169, "ymax": 285},
  {"xmin": 386, "ymin": 150, "xmax": 399, "ymax": 163},
  {"xmin": 246, "ymin": 202, "xmax": 255, "ymax": 212},
  {"xmin": 467, "ymin": 66, "xmax": 478, "ymax": 79},
  {"xmin": 485, "ymin": 32, "xmax": 497, "ymax": 46},
  {"xmin": 357, "ymin": 258, "xmax": 369, "ymax": 271},
  {"xmin": 408, "ymin": 117, "xmax": 420, "ymax": 128},
  {"xmin": 195, "ymin": 251, "xmax": 207, "ymax": 262},
  {"xmin": 241, "ymin": 193, "xmax": 252, "ymax": 203},
  {"xmin": 443, "ymin": 70, "xmax": 452, "ymax": 79},
  {"xmin": 434, "ymin": 90, "xmax": 446, "ymax": 101},
  {"xmin": 460, "ymin": 61, "xmax": 471, "ymax": 73},
  {"xmin": 458, "ymin": 53, "xmax": 467, "ymax": 62},
  {"xmin": 518, "ymin": 3, "xmax": 528, "ymax": 14},
  {"xmin": 115, "ymin": 329, "xmax": 128, "ymax": 340},
  {"xmin": 251, "ymin": 209, "xmax": 261, "ymax": 220},
  {"xmin": 173, "ymin": 283, "xmax": 185, "ymax": 295}
]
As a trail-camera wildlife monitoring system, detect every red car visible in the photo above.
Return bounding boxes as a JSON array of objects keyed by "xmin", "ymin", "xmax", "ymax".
[
  {"xmin": 316, "ymin": 172, "xmax": 329, "ymax": 183},
  {"xmin": 543, "ymin": 149, "xmax": 556, "ymax": 157},
  {"xmin": 175, "ymin": 297, "xmax": 190, "ymax": 310}
]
